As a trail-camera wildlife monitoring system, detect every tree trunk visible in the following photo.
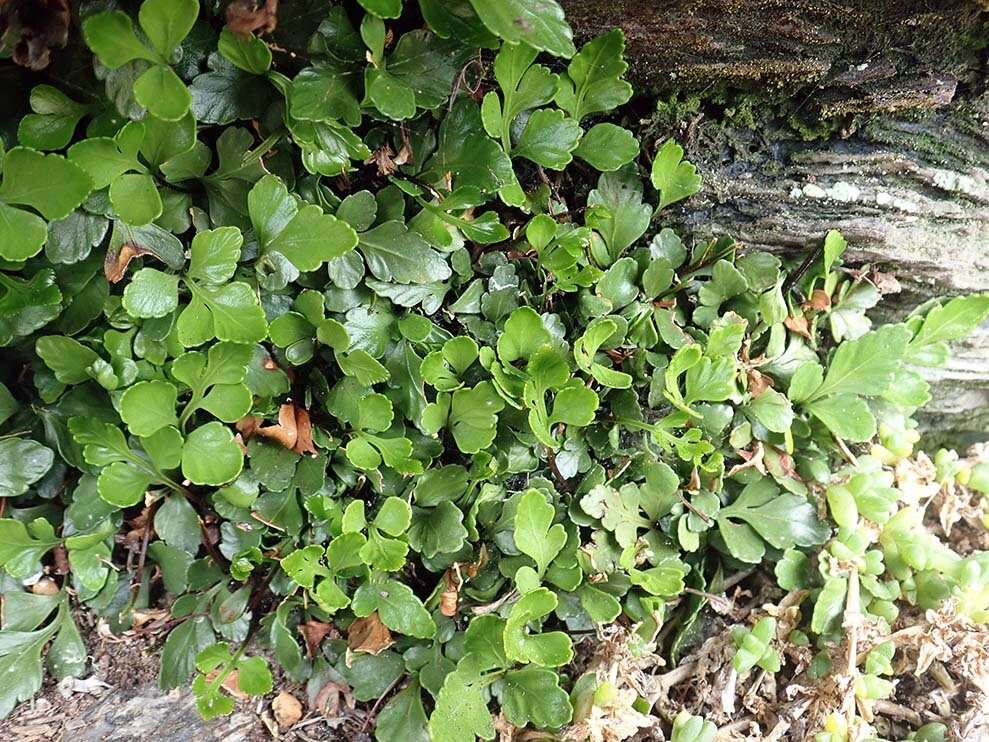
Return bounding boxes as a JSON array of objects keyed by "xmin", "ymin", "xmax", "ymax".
[{"xmin": 564, "ymin": 0, "xmax": 989, "ymax": 445}]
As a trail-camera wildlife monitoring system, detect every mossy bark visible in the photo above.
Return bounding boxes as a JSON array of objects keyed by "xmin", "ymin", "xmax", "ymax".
[{"xmin": 564, "ymin": 0, "xmax": 989, "ymax": 445}]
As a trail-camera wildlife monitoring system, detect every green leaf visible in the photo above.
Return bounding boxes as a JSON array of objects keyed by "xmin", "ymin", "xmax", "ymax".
[
  {"xmin": 182, "ymin": 282, "xmax": 268, "ymax": 345},
  {"xmin": 358, "ymin": 221, "xmax": 451, "ymax": 284},
  {"xmin": 467, "ymin": 0, "xmax": 575, "ymax": 58},
  {"xmin": 366, "ymin": 69, "xmax": 417, "ymax": 120},
  {"xmin": 719, "ymin": 479, "xmax": 829, "ymax": 551},
  {"xmin": 352, "ymin": 578, "xmax": 436, "ymax": 639},
  {"xmin": 187, "ymin": 227, "xmax": 242, "ymax": 283},
  {"xmin": 515, "ymin": 489, "xmax": 567, "ymax": 575},
  {"xmin": 671, "ymin": 711, "xmax": 718, "ymax": 742},
  {"xmin": 807, "ymin": 324, "xmax": 912, "ymax": 401},
  {"xmin": 120, "ymin": 380, "xmax": 179, "ymax": 437},
  {"xmin": 413, "ymin": 465, "xmax": 469, "ymax": 506},
  {"xmin": 97, "ymin": 462, "xmax": 155, "ymax": 507},
  {"xmin": 504, "ymin": 587, "xmax": 573, "ymax": 666},
  {"xmin": 358, "ymin": 0, "xmax": 403, "ymax": 18},
  {"xmin": 497, "ymin": 306, "xmax": 550, "ymax": 363},
  {"xmin": 158, "ymin": 617, "xmax": 215, "ymax": 690},
  {"xmin": 0, "ymin": 440, "xmax": 54, "ymax": 498},
  {"xmin": 218, "ymin": 29, "xmax": 272, "ymax": 74},
  {"xmin": 47, "ymin": 612, "xmax": 86, "ymax": 681},
  {"xmin": 155, "ymin": 494, "xmax": 201, "ymax": 554},
  {"xmin": 268, "ymin": 205, "xmax": 358, "ymax": 272},
  {"xmin": 181, "ymin": 422, "xmax": 244, "ymax": 486},
  {"xmin": 573, "ymin": 123, "xmax": 638, "ymax": 171},
  {"xmin": 35, "ymin": 335, "xmax": 99, "ymax": 384},
  {"xmin": 807, "ymin": 394, "xmax": 877, "ymax": 442},
  {"xmin": 556, "ymin": 29, "xmax": 632, "ymax": 121},
  {"xmin": 122, "ymin": 268, "xmax": 180, "ymax": 318},
  {"xmin": 139, "ymin": 0, "xmax": 199, "ymax": 57},
  {"xmin": 586, "ymin": 167, "xmax": 652, "ymax": 263},
  {"xmin": 908, "ymin": 294, "xmax": 989, "ymax": 359},
  {"xmin": 0, "ymin": 147, "xmax": 92, "ymax": 220},
  {"xmin": 407, "ymin": 501, "xmax": 467, "ymax": 558},
  {"xmin": 248, "ymin": 175, "xmax": 358, "ymax": 272},
  {"xmin": 0, "ymin": 203, "xmax": 47, "ymax": 262},
  {"xmin": 376, "ymin": 682, "xmax": 429, "ymax": 742},
  {"xmin": 235, "ymin": 655, "xmax": 273, "ymax": 695},
  {"xmin": 290, "ymin": 64, "xmax": 361, "ymax": 125},
  {"xmin": 0, "ymin": 619, "xmax": 58, "ymax": 718},
  {"xmin": 0, "ymin": 519, "xmax": 58, "ymax": 577},
  {"xmin": 374, "ymin": 496, "xmax": 412, "ymax": 536},
  {"xmin": 17, "ymin": 86, "xmax": 91, "ymax": 151},
  {"xmin": 109, "ymin": 172, "xmax": 163, "ymax": 226},
  {"xmin": 512, "ymin": 109, "xmax": 582, "ymax": 170},
  {"xmin": 746, "ymin": 388, "xmax": 793, "ymax": 433},
  {"xmin": 650, "ymin": 139, "xmax": 702, "ymax": 210},
  {"xmin": 788, "ymin": 362, "xmax": 823, "ymax": 404},
  {"xmin": 134, "ymin": 64, "xmax": 193, "ymax": 122},
  {"xmin": 822, "ymin": 228, "xmax": 847, "ymax": 276},
  {"xmin": 429, "ymin": 668, "xmax": 495, "ymax": 742},
  {"xmin": 82, "ymin": 11, "xmax": 159, "ymax": 68},
  {"xmin": 281, "ymin": 545, "xmax": 328, "ymax": 589},
  {"xmin": 812, "ymin": 576, "xmax": 847, "ymax": 634},
  {"xmin": 449, "ymin": 382, "xmax": 504, "ymax": 454},
  {"xmin": 501, "ymin": 666, "xmax": 573, "ymax": 728}
]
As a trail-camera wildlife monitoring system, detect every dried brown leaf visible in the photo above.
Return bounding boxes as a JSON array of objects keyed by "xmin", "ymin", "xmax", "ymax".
[
  {"xmin": 293, "ymin": 405, "xmax": 316, "ymax": 455},
  {"xmin": 255, "ymin": 403, "xmax": 298, "ymax": 450},
  {"xmin": 272, "ymin": 691, "xmax": 303, "ymax": 728},
  {"xmin": 783, "ymin": 314, "xmax": 812, "ymax": 340},
  {"xmin": 747, "ymin": 369, "xmax": 772, "ymax": 397},
  {"xmin": 226, "ymin": 0, "xmax": 278, "ymax": 37},
  {"xmin": 299, "ymin": 619, "xmax": 335, "ymax": 658},
  {"xmin": 348, "ymin": 612, "xmax": 394, "ymax": 655},
  {"xmin": 808, "ymin": 289, "xmax": 832, "ymax": 310},
  {"xmin": 0, "ymin": 0, "xmax": 70, "ymax": 70},
  {"xmin": 255, "ymin": 403, "xmax": 318, "ymax": 455},
  {"xmin": 105, "ymin": 242, "xmax": 155, "ymax": 284}
]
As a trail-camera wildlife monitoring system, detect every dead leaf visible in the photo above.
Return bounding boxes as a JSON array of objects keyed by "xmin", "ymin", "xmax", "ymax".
[
  {"xmin": 440, "ymin": 546, "xmax": 487, "ymax": 617},
  {"xmin": 204, "ymin": 669, "xmax": 249, "ymax": 699},
  {"xmin": 348, "ymin": 612, "xmax": 394, "ymax": 655},
  {"xmin": 131, "ymin": 608, "xmax": 169, "ymax": 628},
  {"xmin": 747, "ymin": 368, "xmax": 772, "ymax": 397},
  {"xmin": 440, "ymin": 570, "xmax": 460, "ymax": 617},
  {"xmin": 256, "ymin": 403, "xmax": 297, "ymax": 449},
  {"xmin": 727, "ymin": 442, "xmax": 767, "ymax": 478},
  {"xmin": 784, "ymin": 314, "xmax": 813, "ymax": 340},
  {"xmin": 299, "ymin": 619, "xmax": 335, "ymax": 658},
  {"xmin": 226, "ymin": 0, "xmax": 278, "ymax": 37},
  {"xmin": 255, "ymin": 402, "xmax": 317, "ymax": 455},
  {"xmin": 57, "ymin": 676, "xmax": 111, "ymax": 698},
  {"xmin": 314, "ymin": 679, "xmax": 354, "ymax": 717},
  {"xmin": 293, "ymin": 405, "xmax": 316, "ymax": 455},
  {"xmin": 104, "ymin": 242, "xmax": 155, "ymax": 284},
  {"xmin": 364, "ymin": 140, "xmax": 412, "ymax": 177},
  {"xmin": 870, "ymin": 269, "xmax": 901, "ymax": 295},
  {"xmin": 236, "ymin": 415, "xmax": 261, "ymax": 439},
  {"xmin": 272, "ymin": 691, "xmax": 303, "ymax": 728},
  {"xmin": 808, "ymin": 289, "xmax": 831, "ymax": 310},
  {"xmin": 52, "ymin": 544, "xmax": 69, "ymax": 575},
  {"xmin": 0, "ymin": 0, "xmax": 70, "ymax": 70},
  {"xmin": 31, "ymin": 577, "xmax": 59, "ymax": 596},
  {"xmin": 687, "ymin": 467, "xmax": 701, "ymax": 492}
]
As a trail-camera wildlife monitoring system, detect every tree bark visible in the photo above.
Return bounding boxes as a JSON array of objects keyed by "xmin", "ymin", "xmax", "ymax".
[
  {"xmin": 565, "ymin": 0, "xmax": 989, "ymax": 445},
  {"xmin": 561, "ymin": 0, "xmax": 985, "ymax": 114}
]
